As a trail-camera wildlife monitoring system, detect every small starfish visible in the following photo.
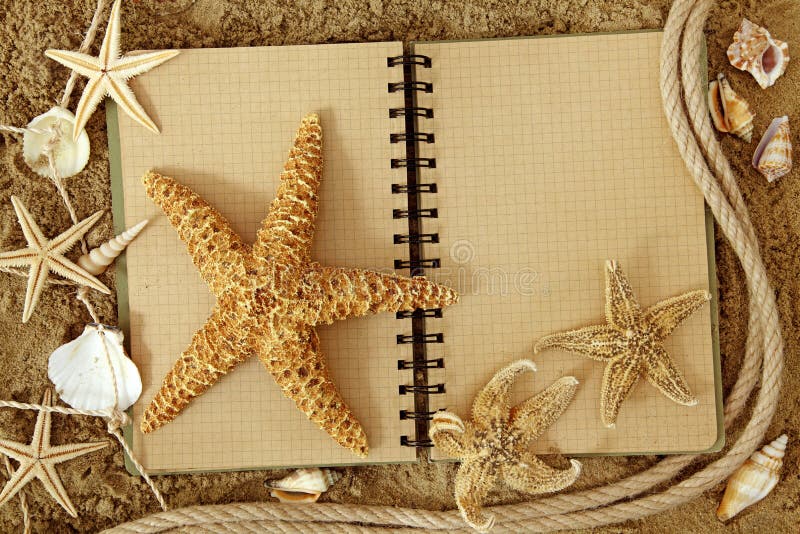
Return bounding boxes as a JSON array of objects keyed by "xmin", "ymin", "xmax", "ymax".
[
  {"xmin": 0, "ymin": 390, "xmax": 108, "ymax": 518},
  {"xmin": 535, "ymin": 260, "xmax": 711, "ymax": 428},
  {"xmin": 430, "ymin": 360, "xmax": 581, "ymax": 533},
  {"xmin": 0, "ymin": 196, "xmax": 110, "ymax": 323},
  {"xmin": 45, "ymin": 0, "xmax": 179, "ymax": 140}
]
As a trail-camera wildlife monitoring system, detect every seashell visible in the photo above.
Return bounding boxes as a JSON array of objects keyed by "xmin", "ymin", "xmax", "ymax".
[
  {"xmin": 77, "ymin": 220, "xmax": 148, "ymax": 275},
  {"xmin": 265, "ymin": 468, "xmax": 341, "ymax": 504},
  {"xmin": 727, "ymin": 19, "xmax": 790, "ymax": 89},
  {"xmin": 22, "ymin": 106, "xmax": 90, "ymax": 179},
  {"xmin": 717, "ymin": 434, "xmax": 788, "ymax": 521},
  {"xmin": 48, "ymin": 323, "xmax": 142, "ymax": 411},
  {"xmin": 708, "ymin": 73, "xmax": 755, "ymax": 142},
  {"xmin": 752, "ymin": 116, "xmax": 792, "ymax": 182}
]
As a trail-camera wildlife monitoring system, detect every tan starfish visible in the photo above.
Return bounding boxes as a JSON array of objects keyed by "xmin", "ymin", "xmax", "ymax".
[
  {"xmin": 430, "ymin": 360, "xmax": 581, "ymax": 533},
  {"xmin": 534, "ymin": 260, "xmax": 711, "ymax": 428},
  {"xmin": 0, "ymin": 196, "xmax": 110, "ymax": 323},
  {"xmin": 45, "ymin": 0, "xmax": 179, "ymax": 140},
  {"xmin": 0, "ymin": 390, "xmax": 108, "ymax": 518},
  {"xmin": 140, "ymin": 114, "xmax": 458, "ymax": 457}
]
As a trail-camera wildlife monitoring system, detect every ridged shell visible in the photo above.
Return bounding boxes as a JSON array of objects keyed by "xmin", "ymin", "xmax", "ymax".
[
  {"xmin": 717, "ymin": 434, "xmax": 787, "ymax": 521},
  {"xmin": 265, "ymin": 468, "xmax": 341, "ymax": 503},
  {"xmin": 708, "ymin": 73, "xmax": 755, "ymax": 142},
  {"xmin": 77, "ymin": 220, "xmax": 148, "ymax": 275},
  {"xmin": 48, "ymin": 324, "xmax": 142, "ymax": 411},
  {"xmin": 727, "ymin": 19, "xmax": 790, "ymax": 89},
  {"xmin": 22, "ymin": 106, "xmax": 90, "ymax": 179},
  {"xmin": 752, "ymin": 116, "xmax": 792, "ymax": 182}
]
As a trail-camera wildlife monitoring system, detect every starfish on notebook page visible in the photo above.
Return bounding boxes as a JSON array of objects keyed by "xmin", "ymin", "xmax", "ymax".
[
  {"xmin": 45, "ymin": 0, "xmax": 179, "ymax": 140},
  {"xmin": 429, "ymin": 360, "xmax": 581, "ymax": 533},
  {"xmin": 0, "ymin": 390, "xmax": 108, "ymax": 518},
  {"xmin": 140, "ymin": 113, "xmax": 458, "ymax": 457},
  {"xmin": 534, "ymin": 260, "xmax": 711, "ymax": 428},
  {"xmin": 0, "ymin": 196, "xmax": 110, "ymax": 323}
]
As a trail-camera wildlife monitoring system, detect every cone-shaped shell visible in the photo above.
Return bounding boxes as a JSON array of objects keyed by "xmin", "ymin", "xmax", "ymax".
[
  {"xmin": 717, "ymin": 434, "xmax": 787, "ymax": 521},
  {"xmin": 708, "ymin": 73, "xmax": 755, "ymax": 142},
  {"xmin": 265, "ymin": 468, "xmax": 341, "ymax": 503},
  {"xmin": 22, "ymin": 106, "xmax": 90, "ymax": 179},
  {"xmin": 48, "ymin": 323, "xmax": 143, "ymax": 411},
  {"xmin": 753, "ymin": 116, "xmax": 792, "ymax": 182},
  {"xmin": 77, "ymin": 220, "xmax": 148, "ymax": 275},
  {"xmin": 727, "ymin": 19, "xmax": 790, "ymax": 89}
]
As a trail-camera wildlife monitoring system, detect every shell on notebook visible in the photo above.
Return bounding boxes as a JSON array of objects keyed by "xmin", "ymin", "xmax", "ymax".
[
  {"xmin": 77, "ymin": 219, "xmax": 148, "ymax": 275},
  {"xmin": 265, "ymin": 468, "xmax": 342, "ymax": 503},
  {"xmin": 48, "ymin": 323, "xmax": 142, "ymax": 411},
  {"xmin": 752, "ymin": 116, "xmax": 792, "ymax": 182},
  {"xmin": 727, "ymin": 19, "xmax": 790, "ymax": 89},
  {"xmin": 22, "ymin": 106, "xmax": 90, "ymax": 179},
  {"xmin": 708, "ymin": 73, "xmax": 754, "ymax": 142},
  {"xmin": 717, "ymin": 434, "xmax": 788, "ymax": 521}
]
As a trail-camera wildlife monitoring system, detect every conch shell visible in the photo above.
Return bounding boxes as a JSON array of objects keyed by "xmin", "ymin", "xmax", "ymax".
[
  {"xmin": 717, "ymin": 434, "xmax": 788, "ymax": 521},
  {"xmin": 752, "ymin": 116, "xmax": 792, "ymax": 182},
  {"xmin": 48, "ymin": 323, "xmax": 143, "ymax": 411},
  {"xmin": 727, "ymin": 19, "xmax": 790, "ymax": 89},
  {"xmin": 265, "ymin": 468, "xmax": 341, "ymax": 503},
  {"xmin": 22, "ymin": 106, "xmax": 90, "ymax": 179},
  {"xmin": 77, "ymin": 219, "xmax": 148, "ymax": 275},
  {"xmin": 708, "ymin": 73, "xmax": 755, "ymax": 142}
]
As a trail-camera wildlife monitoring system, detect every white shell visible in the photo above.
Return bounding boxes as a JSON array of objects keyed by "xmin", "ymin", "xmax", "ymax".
[
  {"xmin": 727, "ymin": 19, "xmax": 790, "ymax": 89},
  {"xmin": 717, "ymin": 434, "xmax": 787, "ymax": 521},
  {"xmin": 266, "ymin": 468, "xmax": 341, "ymax": 503},
  {"xmin": 48, "ymin": 324, "xmax": 142, "ymax": 411},
  {"xmin": 752, "ymin": 116, "xmax": 792, "ymax": 183},
  {"xmin": 22, "ymin": 106, "xmax": 90, "ymax": 179},
  {"xmin": 78, "ymin": 220, "xmax": 148, "ymax": 275}
]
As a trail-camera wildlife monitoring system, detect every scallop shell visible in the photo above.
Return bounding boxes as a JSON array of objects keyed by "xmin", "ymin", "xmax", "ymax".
[
  {"xmin": 752, "ymin": 116, "xmax": 792, "ymax": 182},
  {"xmin": 717, "ymin": 434, "xmax": 787, "ymax": 521},
  {"xmin": 22, "ymin": 106, "xmax": 90, "ymax": 179},
  {"xmin": 48, "ymin": 323, "xmax": 142, "ymax": 411},
  {"xmin": 265, "ymin": 468, "xmax": 341, "ymax": 503},
  {"xmin": 78, "ymin": 220, "xmax": 148, "ymax": 275},
  {"xmin": 727, "ymin": 19, "xmax": 790, "ymax": 89},
  {"xmin": 708, "ymin": 73, "xmax": 755, "ymax": 142}
]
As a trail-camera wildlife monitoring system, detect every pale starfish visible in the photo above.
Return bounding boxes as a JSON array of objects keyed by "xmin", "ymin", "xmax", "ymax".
[
  {"xmin": 45, "ymin": 0, "xmax": 179, "ymax": 141},
  {"xmin": 140, "ymin": 114, "xmax": 458, "ymax": 457},
  {"xmin": 535, "ymin": 260, "xmax": 711, "ymax": 428},
  {"xmin": 0, "ymin": 196, "xmax": 110, "ymax": 323},
  {"xmin": 429, "ymin": 360, "xmax": 581, "ymax": 533},
  {"xmin": 0, "ymin": 390, "xmax": 108, "ymax": 518}
]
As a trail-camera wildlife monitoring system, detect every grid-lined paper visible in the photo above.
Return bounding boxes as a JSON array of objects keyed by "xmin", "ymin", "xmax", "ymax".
[
  {"xmin": 112, "ymin": 42, "xmax": 419, "ymax": 472},
  {"xmin": 415, "ymin": 32, "xmax": 721, "ymax": 456}
]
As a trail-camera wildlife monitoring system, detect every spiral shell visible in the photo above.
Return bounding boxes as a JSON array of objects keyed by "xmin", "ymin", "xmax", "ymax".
[
  {"xmin": 22, "ymin": 106, "xmax": 90, "ymax": 179},
  {"xmin": 752, "ymin": 116, "xmax": 792, "ymax": 183},
  {"xmin": 77, "ymin": 219, "xmax": 148, "ymax": 275},
  {"xmin": 708, "ymin": 73, "xmax": 755, "ymax": 142},
  {"xmin": 727, "ymin": 19, "xmax": 790, "ymax": 89},
  {"xmin": 265, "ymin": 468, "xmax": 341, "ymax": 503}
]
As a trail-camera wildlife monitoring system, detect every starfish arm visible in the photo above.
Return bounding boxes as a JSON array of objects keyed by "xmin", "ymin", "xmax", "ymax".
[
  {"xmin": 72, "ymin": 75, "xmax": 108, "ymax": 140},
  {"xmin": 253, "ymin": 114, "xmax": 323, "ymax": 265},
  {"xmin": 10, "ymin": 197, "xmax": 48, "ymax": 249},
  {"xmin": 0, "ymin": 440, "xmax": 34, "ymax": 464},
  {"xmin": 604, "ymin": 260, "xmax": 641, "ymax": 329},
  {"xmin": 44, "ymin": 49, "xmax": 101, "ymax": 78},
  {"xmin": 44, "ymin": 441, "xmax": 108, "ymax": 464},
  {"xmin": 49, "ymin": 209, "xmax": 104, "ymax": 255},
  {"xmin": 471, "ymin": 360, "xmax": 536, "ymax": 428},
  {"xmin": 106, "ymin": 74, "xmax": 159, "ymax": 133},
  {"xmin": 599, "ymin": 355, "xmax": 642, "ymax": 428},
  {"xmin": 0, "ymin": 460, "xmax": 36, "ymax": 512},
  {"xmin": 509, "ymin": 376, "xmax": 579, "ymax": 442},
  {"xmin": 307, "ymin": 266, "xmax": 458, "ymax": 324},
  {"xmin": 0, "ymin": 249, "xmax": 37, "ymax": 268},
  {"xmin": 534, "ymin": 324, "xmax": 626, "ymax": 361},
  {"xmin": 21, "ymin": 258, "xmax": 47, "ymax": 323},
  {"xmin": 454, "ymin": 457, "xmax": 498, "ymax": 533},
  {"xmin": 643, "ymin": 345, "xmax": 697, "ymax": 406},
  {"xmin": 429, "ymin": 412, "xmax": 469, "ymax": 458},
  {"xmin": 253, "ymin": 325, "xmax": 369, "ymax": 457},
  {"xmin": 502, "ymin": 454, "xmax": 581, "ymax": 495},
  {"xmin": 37, "ymin": 463, "xmax": 78, "ymax": 517},
  {"xmin": 47, "ymin": 255, "xmax": 110, "ymax": 294},
  {"xmin": 643, "ymin": 290, "xmax": 711, "ymax": 339},
  {"xmin": 142, "ymin": 171, "xmax": 248, "ymax": 296},
  {"xmin": 99, "ymin": 0, "xmax": 122, "ymax": 66},
  {"xmin": 31, "ymin": 390, "xmax": 53, "ymax": 449},
  {"xmin": 110, "ymin": 50, "xmax": 180, "ymax": 80}
]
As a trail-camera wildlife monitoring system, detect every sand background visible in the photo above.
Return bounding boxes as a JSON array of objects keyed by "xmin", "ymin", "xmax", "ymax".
[{"xmin": 0, "ymin": 0, "xmax": 797, "ymax": 532}]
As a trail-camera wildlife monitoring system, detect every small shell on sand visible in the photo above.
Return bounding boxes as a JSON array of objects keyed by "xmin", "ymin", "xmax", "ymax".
[
  {"xmin": 727, "ymin": 19, "xmax": 790, "ymax": 89},
  {"xmin": 708, "ymin": 73, "xmax": 755, "ymax": 142},
  {"xmin": 265, "ymin": 468, "xmax": 341, "ymax": 503},
  {"xmin": 752, "ymin": 116, "xmax": 792, "ymax": 182},
  {"xmin": 77, "ymin": 220, "xmax": 148, "ymax": 275},
  {"xmin": 22, "ymin": 106, "xmax": 90, "ymax": 179}
]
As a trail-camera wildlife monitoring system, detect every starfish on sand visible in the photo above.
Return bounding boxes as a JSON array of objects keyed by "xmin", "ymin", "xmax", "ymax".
[
  {"xmin": 430, "ymin": 360, "xmax": 581, "ymax": 532},
  {"xmin": 0, "ymin": 196, "xmax": 110, "ymax": 323},
  {"xmin": 0, "ymin": 390, "xmax": 107, "ymax": 518},
  {"xmin": 535, "ymin": 260, "xmax": 711, "ymax": 428},
  {"xmin": 45, "ymin": 0, "xmax": 179, "ymax": 140},
  {"xmin": 140, "ymin": 114, "xmax": 458, "ymax": 457}
]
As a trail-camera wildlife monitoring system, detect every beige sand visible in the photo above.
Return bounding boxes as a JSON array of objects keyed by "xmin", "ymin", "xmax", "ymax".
[{"xmin": 0, "ymin": 0, "xmax": 796, "ymax": 531}]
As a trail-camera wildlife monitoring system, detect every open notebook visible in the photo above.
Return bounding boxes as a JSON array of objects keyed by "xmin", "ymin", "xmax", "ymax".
[{"xmin": 110, "ymin": 32, "xmax": 721, "ymax": 474}]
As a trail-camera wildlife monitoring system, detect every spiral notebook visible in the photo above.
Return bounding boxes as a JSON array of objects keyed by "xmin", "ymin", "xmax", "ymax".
[{"xmin": 110, "ymin": 32, "xmax": 722, "ymax": 474}]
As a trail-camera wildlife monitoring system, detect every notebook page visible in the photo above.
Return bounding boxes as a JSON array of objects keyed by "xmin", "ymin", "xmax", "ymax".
[
  {"xmin": 415, "ymin": 32, "xmax": 721, "ymax": 456},
  {"xmin": 112, "ymin": 41, "xmax": 419, "ymax": 472}
]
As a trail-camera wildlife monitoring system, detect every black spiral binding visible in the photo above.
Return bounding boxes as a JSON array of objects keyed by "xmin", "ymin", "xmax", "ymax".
[{"xmin": 389, "ymin": 53, "xmax": 443, "ymax": 452}]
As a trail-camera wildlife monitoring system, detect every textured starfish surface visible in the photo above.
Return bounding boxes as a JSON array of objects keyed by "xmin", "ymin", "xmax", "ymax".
[
  {"xmin": 535, "ymin": 260, "xmax": 711, "ymax": 428},
  {"xmin": 429, "ymin": 360, "xmax": 581, "ymax": 532},
  {"xmin": 140, "ymin": 114, "xmax": 458, "ymax": 457},
  {"xmin": 0, "ymin": 390, "xmax": 107, "ymax": 518},
  {"xmin": 45, "ymin": 0, "xmax": 179, "ymax": 140},
  {"xmin": 0, "ymin": 196, "xmax": 110, "ymax": 322}
]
